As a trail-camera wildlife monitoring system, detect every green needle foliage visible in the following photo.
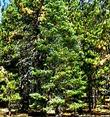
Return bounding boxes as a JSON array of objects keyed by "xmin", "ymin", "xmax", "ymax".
[{"xmin": 0, "ymin": 0, "xmax": 110, "ymax": 114}]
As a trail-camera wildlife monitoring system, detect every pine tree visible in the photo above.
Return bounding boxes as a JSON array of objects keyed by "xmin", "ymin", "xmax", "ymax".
[
  {"xmin": 78, "ymin": 0, "xmax": 110, "ymax": 111},
  {"xmin": 30, "ymin": 0, "xmax": 86, "ymax": 113}
]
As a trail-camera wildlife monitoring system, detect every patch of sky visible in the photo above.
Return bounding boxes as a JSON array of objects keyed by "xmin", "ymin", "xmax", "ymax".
[{"xmin": 0, "ymin": 0, "xmax": 10, "ymax": 23}]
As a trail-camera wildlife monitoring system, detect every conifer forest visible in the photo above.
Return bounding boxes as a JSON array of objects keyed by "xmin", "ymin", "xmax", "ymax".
[{"xmin": 0, "ymin": 0, "xmax": 110, "ymax": 116}]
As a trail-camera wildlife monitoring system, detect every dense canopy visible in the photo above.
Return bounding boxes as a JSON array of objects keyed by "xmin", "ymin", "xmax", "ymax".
[{"xmin": 0, "ymin": 0, "xmax": 110, "ymax": 116}]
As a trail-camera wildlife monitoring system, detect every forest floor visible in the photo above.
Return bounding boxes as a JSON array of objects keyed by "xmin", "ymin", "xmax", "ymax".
[{"xmin": 1, "ymin": 108, "xmax": 110, "ymax": 117}]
